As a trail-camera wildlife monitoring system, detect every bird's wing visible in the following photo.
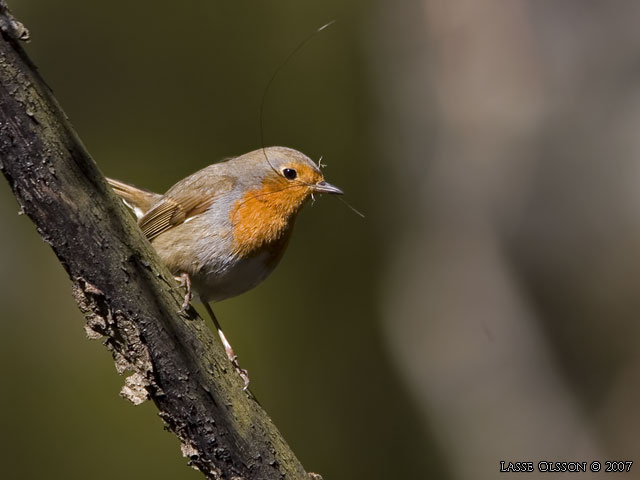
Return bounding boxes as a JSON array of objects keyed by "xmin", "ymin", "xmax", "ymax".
[
  {"xmin": 139, "ymin": 174, "xmax": 236, "ymax": 240},
  {"xmin": 106, "ymin": 178, "xmax": 162, "ymax": 218}
]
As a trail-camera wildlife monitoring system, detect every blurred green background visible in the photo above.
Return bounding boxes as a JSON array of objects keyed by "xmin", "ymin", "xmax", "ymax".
[{"xmin": 3, "ymin": 1, "xmax": 640, "ymax": 479}]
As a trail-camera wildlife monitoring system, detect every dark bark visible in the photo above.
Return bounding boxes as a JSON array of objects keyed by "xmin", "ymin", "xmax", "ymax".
[{"xmin": 0, "ymin": 3, "xmax": 316, "ymax": 479}]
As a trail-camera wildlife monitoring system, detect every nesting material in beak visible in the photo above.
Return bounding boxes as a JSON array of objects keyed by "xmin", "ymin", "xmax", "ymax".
[{"xmin": 313, "ymin": 181, "xmax": 343, "ymax": 195}]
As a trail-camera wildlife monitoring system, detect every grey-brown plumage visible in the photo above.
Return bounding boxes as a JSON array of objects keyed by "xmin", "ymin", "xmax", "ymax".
[
  {"xmin": 107, "ymin": 146, "xmax": 342, "ymax": 303},
  {"xmin": 107, "ymin": 146, "xmax": 343, "ymax": 387}
]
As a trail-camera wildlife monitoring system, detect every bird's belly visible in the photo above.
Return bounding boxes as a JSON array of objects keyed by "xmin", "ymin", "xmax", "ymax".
[{"xmin": 191, "ymin": 250, "xmax": 277, "ymax": 303}]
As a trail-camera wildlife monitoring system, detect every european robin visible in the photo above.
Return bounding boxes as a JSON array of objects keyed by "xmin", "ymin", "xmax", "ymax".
[{"xmin": 107, "ymin": 146, "xmax": 343, "ymax": 386}]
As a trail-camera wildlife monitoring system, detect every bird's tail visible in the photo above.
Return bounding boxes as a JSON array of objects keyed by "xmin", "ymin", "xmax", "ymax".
[{"xmin": 106, "ymin": 178, "xmax": 162, "ymax": 220}]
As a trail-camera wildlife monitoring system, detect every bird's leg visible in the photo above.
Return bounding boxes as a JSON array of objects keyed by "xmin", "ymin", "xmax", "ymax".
[
  {"xmin": 204, "ymin": 302, "xmax": 250, "ymax": 390},
  {"xmin": 175, "ymin": 272, "xmax": 192, "ymax": 312}
]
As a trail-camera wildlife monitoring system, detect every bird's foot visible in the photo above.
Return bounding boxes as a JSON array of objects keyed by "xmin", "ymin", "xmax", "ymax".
[
  {"xmin": 175, "ymin": 273, "xmax": 192, "ymax": 312},
  {"xmin": 219, "ymin": 330, "xmax": 250, "ymax": 390},
  {"xmin": 203, "ymin": 302, "xmax": 250, "ymax": 390},
  {"xmin": 229, "ymin": 355, "xmax": 250, "ymax": 391}
]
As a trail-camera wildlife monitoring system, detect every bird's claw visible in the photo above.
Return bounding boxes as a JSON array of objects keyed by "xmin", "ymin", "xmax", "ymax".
[{"xmin": 176, "ymin": 273, "xmax": 192, "ymax": 312}]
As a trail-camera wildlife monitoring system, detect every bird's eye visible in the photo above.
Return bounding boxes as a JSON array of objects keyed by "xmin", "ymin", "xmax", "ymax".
[{"xmin": 282, "ymin": 168, "xmax": 297, "ymax": 180}]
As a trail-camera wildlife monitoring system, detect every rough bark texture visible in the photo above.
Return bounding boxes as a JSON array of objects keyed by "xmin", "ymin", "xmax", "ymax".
[{"xmin": 0, "ymin": 3, "xmax": 315, "ymax": 479}]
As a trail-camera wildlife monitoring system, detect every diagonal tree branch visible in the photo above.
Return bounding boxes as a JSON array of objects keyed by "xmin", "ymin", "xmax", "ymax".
[{"xmin": 0, "ymin": 3, "xmax": 317, "ymax": 479}]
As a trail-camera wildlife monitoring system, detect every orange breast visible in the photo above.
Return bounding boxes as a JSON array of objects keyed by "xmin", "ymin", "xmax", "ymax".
[{"xmin": 230, "ymin": 177, "xmax": 309, "ymax": 260}]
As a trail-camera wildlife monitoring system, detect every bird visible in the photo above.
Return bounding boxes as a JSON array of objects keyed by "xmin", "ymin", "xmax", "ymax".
[{"xmin": 107, "ymin": 146, "xmax": 343, "ymax": 387}]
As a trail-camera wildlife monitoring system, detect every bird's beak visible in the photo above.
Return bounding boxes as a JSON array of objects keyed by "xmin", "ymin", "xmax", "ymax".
[{"xmin": 313, "ymin": 180, "xmax": 344, "ymax": 195}]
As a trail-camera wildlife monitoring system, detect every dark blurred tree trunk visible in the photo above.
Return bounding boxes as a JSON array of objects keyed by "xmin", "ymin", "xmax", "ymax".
[
  {"xmin": 370, "ymin": 1, "xmax": 605, "ymax": 478},
  {"xmin": 0, "ymin": 3, "xmax": 316, "ymax": 479}
]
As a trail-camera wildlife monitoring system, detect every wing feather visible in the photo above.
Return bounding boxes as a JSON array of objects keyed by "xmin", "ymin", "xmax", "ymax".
[{"xmin": 139, "ymin": 174, "xmax": 236, "ymax": 240}]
